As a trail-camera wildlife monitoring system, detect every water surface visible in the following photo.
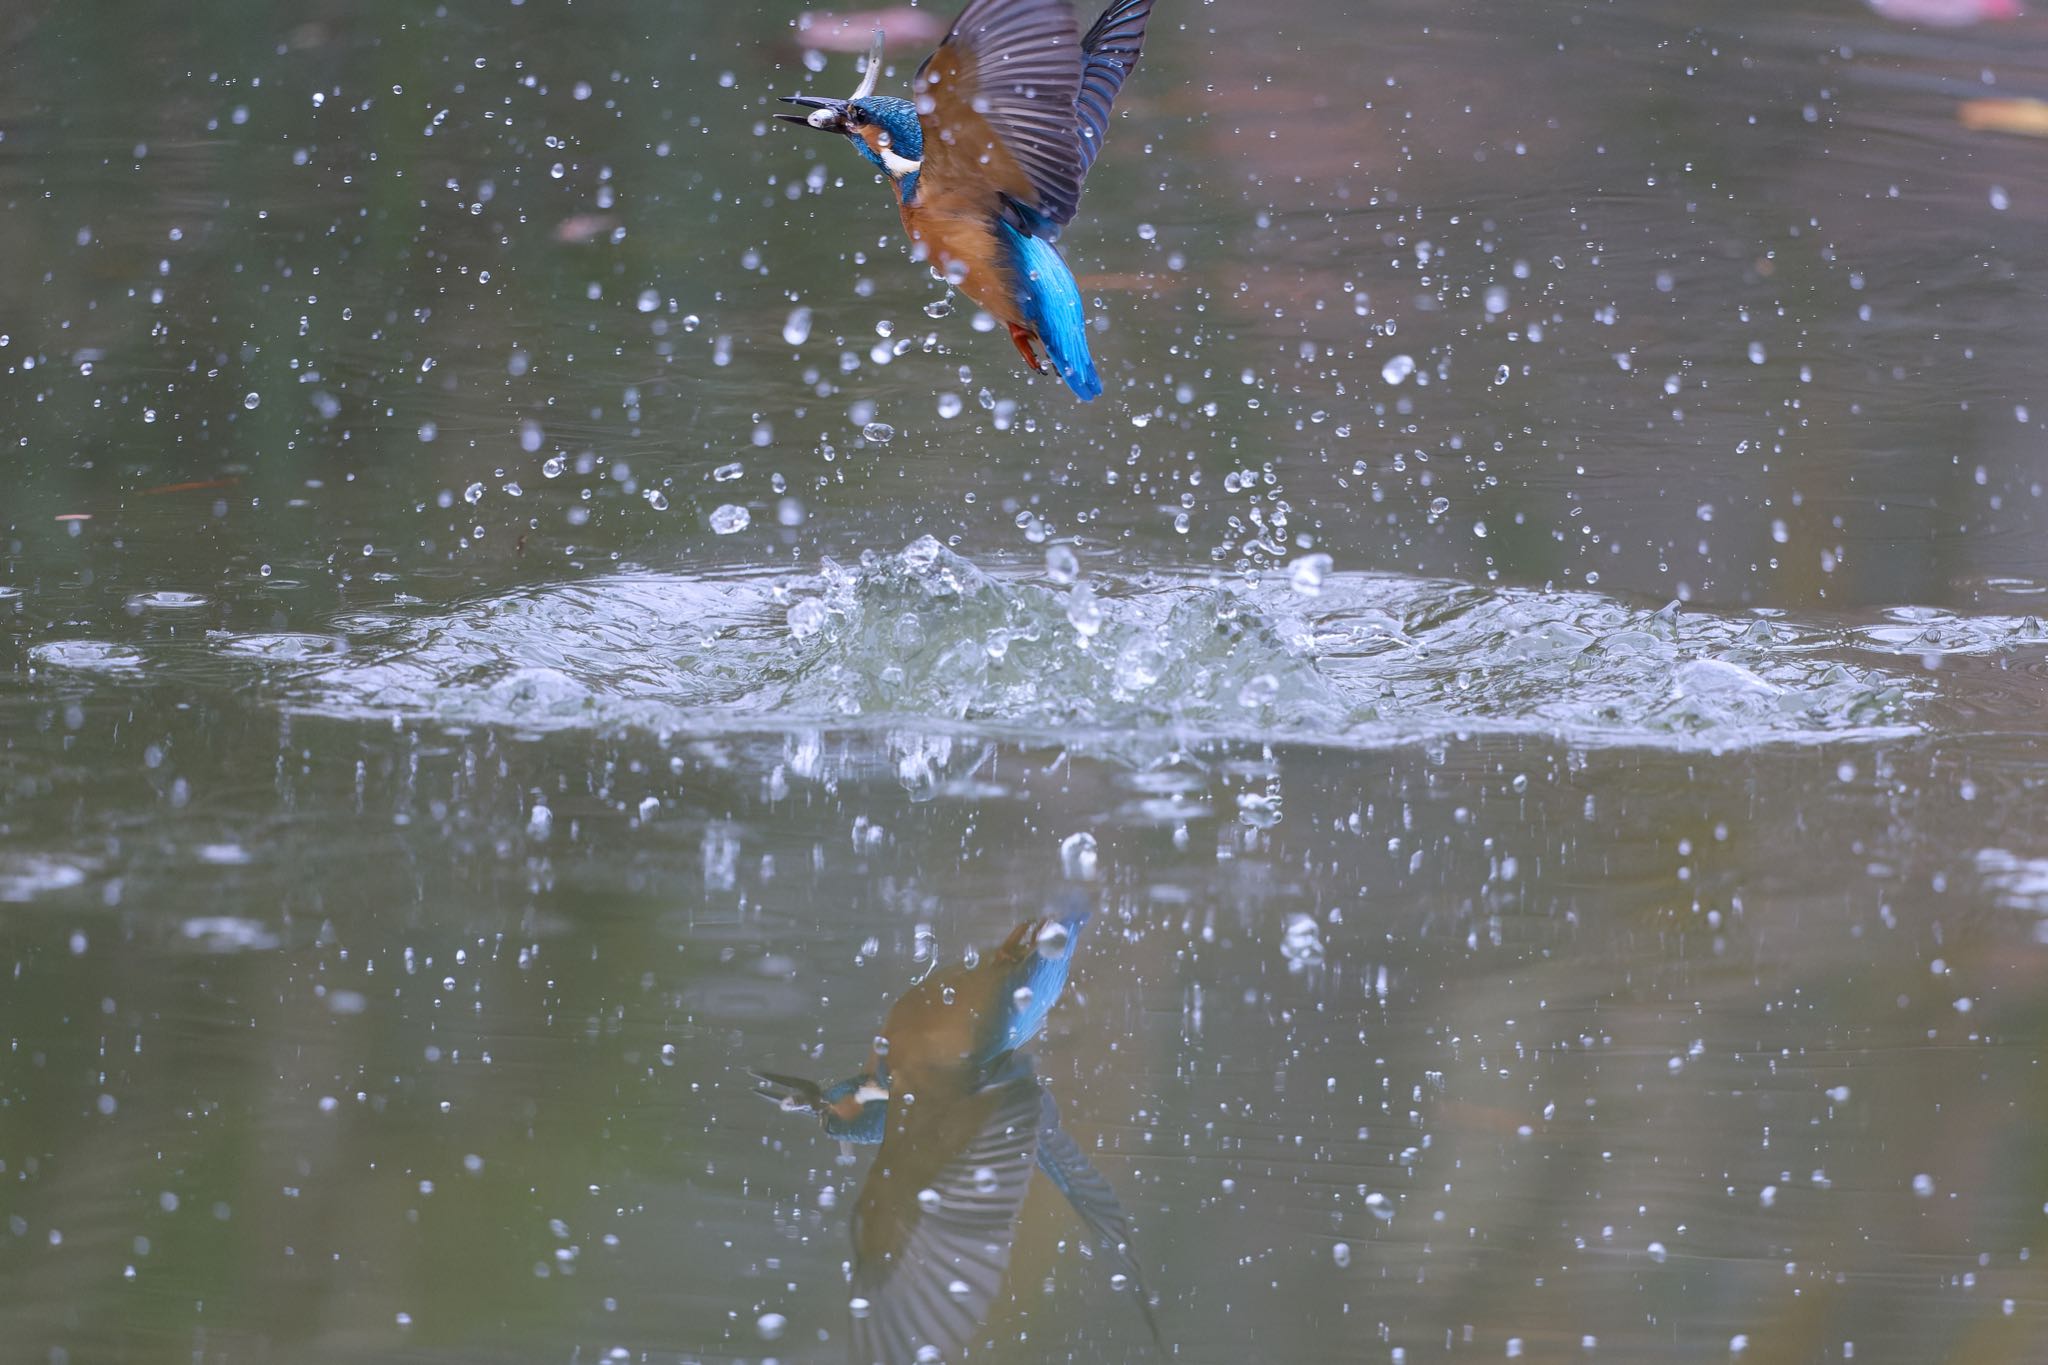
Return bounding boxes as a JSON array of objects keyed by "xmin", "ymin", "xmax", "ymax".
[{"xmin": 7, "ymin": 0, "xmax": 2048, "ymax": 1361}]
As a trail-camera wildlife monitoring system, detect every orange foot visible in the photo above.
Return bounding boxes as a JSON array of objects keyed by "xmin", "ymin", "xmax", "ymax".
[{"xmin": 1007, "ymin": 322, "xmax": 1046, "ymax": 375}]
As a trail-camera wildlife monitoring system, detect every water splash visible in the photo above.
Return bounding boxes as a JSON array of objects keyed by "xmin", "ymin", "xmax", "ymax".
[{"xmin": 23, "ymin": 538, "xmax": 1985, "ymax": 753}]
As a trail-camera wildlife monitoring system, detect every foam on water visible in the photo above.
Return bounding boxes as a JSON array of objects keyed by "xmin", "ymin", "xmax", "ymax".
[{"xmin": 28, "ymin": 537, "xmax": 2044, "ymax": 753}]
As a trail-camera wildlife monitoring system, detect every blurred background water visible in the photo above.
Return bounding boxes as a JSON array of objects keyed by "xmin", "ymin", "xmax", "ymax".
[{"xmin": 7, "ymin": 0, "xmax": 2048, "ymax": 1360}]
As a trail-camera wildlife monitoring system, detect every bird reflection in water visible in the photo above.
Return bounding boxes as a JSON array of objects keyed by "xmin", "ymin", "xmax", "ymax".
[{"xmin": 754, "ymin": 900, "xmax": 1163, "ymax": 1363}]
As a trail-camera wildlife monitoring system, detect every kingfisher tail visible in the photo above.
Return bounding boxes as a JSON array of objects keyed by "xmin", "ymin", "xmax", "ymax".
[{"xmin": 1003, "ymin": 223, "xmax": 1102, "ymax": 401}]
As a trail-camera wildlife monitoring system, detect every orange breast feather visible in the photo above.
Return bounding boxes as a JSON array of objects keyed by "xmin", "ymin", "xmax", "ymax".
[{"xmin": 899, "ymin": 191, "xmax": 1019, "ymax": 326}]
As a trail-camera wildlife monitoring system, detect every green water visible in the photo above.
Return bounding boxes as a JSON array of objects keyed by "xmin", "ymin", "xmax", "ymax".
[{"xmin": 7, "ymin": 0, "xmax": 2048, "ymax": 1361}]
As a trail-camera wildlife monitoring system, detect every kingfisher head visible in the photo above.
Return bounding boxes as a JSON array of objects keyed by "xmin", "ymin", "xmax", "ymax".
[
  {"xmin": 751, "ymin": 1067, "xmax": 890, "ymax": 1143},
  {"xmin": 777, "ymin": 32, "xmax": 925, "ymax": 197}
]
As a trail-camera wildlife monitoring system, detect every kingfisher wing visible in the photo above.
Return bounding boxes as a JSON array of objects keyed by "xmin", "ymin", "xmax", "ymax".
[
  {"xmin": 1034, "ymin": 1084, "xmax": 1167, "ymax": 1350},
  {"xmin": 848, "ymin": 1055, "xmax": 1044, "ymax": 1365},
  {"xmin": 1074, "ymin": 0, "xmax": 1153, "ymax": 182},
  {"xmin": 1032, "ymin": 1085, "xmax": 1134, "ymax": 1257},
  {"xmin": 915, "ymin": 0, "xmax": 1085, "ymax": 231}
]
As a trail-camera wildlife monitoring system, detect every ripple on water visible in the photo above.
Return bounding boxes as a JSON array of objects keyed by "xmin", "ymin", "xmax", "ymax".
[
  {"xmin": 219, "ymin": 633, "xmax": 349, "ymax": 662},
  {"xmin": 29, "ymin": 640, "xmax": 144, "ymax": 673},
  {"xmin": 0, "ymin": 854, "xmax": 91, "ymax": 903},
  {"xmin": 178, "ymin": 916, "xmax": 281, "ymax": 953},
  {"xmin": 679, "ymin": 976, "xmax": 811, "ymax": 1021},
  {"xmin": 126, "ymin": 591, "xmax": 209, "ymax": 611}
]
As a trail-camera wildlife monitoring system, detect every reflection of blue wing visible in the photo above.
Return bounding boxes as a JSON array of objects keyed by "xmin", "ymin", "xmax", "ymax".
[
  {"xmin": 849, "ymin": 1056, "xmax": 1044, "ymax": 1365},
  {"xmin": 1074, "ymin": 0, "xmax": 1154, "ymax": 183},
  {"xmin": 1035, "ymin": 1085, "xmax": 1166, "ymax": 1351}
]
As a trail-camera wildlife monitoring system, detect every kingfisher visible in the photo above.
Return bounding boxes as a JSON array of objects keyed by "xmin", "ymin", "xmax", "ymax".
[
  {"xmin": 752, "ymin": 901, "xmax": 1164, "ymax": 1361},
  {"xmin": 776, "ymin": 0, "xmax": 1156, "ymax": 401}
]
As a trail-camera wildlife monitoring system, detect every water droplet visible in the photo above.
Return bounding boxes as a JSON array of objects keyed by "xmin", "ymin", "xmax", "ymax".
[
  {"xmin": 862, "ymin": 421, "xmax": 895, "ymax": 443},
  {"xmin": 709, "ymin": 504, "xmax": 750, "ymax": 535},
  {"xmin": 1287, "ymin": 552, "xmax": 1331, "ymax": 596},
  {"xmin": 1381, "ymin": 354, "xmax": 1415, "ymax": 385},
  {"xmin": 1333, "ymin": 1241, "xmax": 1351, "ymax": 1267},
  {"xmin": 1066, "ymin": 581, "xmax": 1102, "ymax": 637},
  {"xmin": 643, "ymin": 489, "xmax": 669, "ymax": 511},
  {"xmin": 782, "ymin": 306, "xmax": 813, "ymax": 346},
  {"xmin": 924, "ymin": 297, "xmax": 954, "ymax": 318},
  {"xmin": 463, "ymin": 482, "xmax": 484, "ymax": 504},
  {"xmin": 1060, "ymin": 831, "xmax": 1097, "ymax": 880},
  {"xmin": 1045, "ymin": 544, "xmax": 1080, "ymax": 585},
  {"xmin": 787, "ymin": 600, "xmax": 826, "ymax": 640},
  {"xmin": 1280, "ymin": 912, "xmax": 1324, "ymax": 966},
  {"xmin": 243, "ymin": 392, "xmax": 260, "ymax": 410},
  {"xmin": 542, "ymin": 455, "xmax": 566, "ymax": 479}
]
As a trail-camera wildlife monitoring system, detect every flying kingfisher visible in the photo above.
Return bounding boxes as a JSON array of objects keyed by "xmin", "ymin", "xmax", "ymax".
[
  {"xmin": 777, "ymin": 0, "xmax": 1156, "ymax": 401},
  {"xmin": 751, "ymin": 901, "xmax": 1165, "ymax": 1361}
]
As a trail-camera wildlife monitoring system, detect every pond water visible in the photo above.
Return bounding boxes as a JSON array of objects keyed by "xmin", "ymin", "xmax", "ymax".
[{"xmin": 7, "ymin": 0, "xmax": 2048, "ymax": 1361}]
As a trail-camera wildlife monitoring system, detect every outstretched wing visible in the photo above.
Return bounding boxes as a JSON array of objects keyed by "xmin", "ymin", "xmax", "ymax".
[
  {"xmin": 915, "ymin": 0, "xmax": 1085, "ymax": 231},
  {"xmin": 1073, "ymin": 0, "xmax": 1154, "ymax": 182},
  {"xmin": 848, "ymin": 1055, "xmax": 1045, "ymax": 1365},
  {"xmin": 1034, "ymin": 1085, "xmax": 1167, "ymax": 1351}
]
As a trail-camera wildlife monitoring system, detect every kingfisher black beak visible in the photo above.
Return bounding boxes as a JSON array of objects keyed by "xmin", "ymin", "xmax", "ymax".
[
  {"xmin": 776, "ymin": 95, "xmax": 851, "ymax": 134},
  {"xmin": 750, "ymin": 1069, "xmax": 824, "ymax": 1115},
  {"xmin": 776, "ymin": 29, "xmax": 883, "ymax": 135}
]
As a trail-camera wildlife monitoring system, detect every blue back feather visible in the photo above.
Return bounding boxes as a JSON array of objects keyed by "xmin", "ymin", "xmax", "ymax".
[
  {"xmin": 1000, "ymin": 225, "xmax": 1101, "ymax": 401},
  {"xmin": 996, "ymin": 905, "xmax": 1093, "ymax": 1052}
]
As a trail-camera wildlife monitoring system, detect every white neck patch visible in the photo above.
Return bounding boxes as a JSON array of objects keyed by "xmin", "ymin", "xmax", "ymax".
[{"xmin": 877, "ymin": 144, "xmax": 923, "ymax": 179}]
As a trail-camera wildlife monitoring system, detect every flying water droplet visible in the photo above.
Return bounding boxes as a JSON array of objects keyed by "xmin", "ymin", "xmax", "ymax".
[
  {"xmin": 708, "ymin": 504, "xmax": 750, "ymax": 535},
  {"xmin": 1066, "ymin": 581, "xmax": 1102, "ymax": 638},
  {"xmin": 1287, "ymin": 552, "xmax": 1332, "ymax": 596},
  {"xmin": 1045, "ymin": 543, "xmax": 1080, "ymax": 585},
  {"xmin": 862, "ymin": 421, "xmax": 895, "ymax": 443},
  {"xmin": 788, "ymin": 600, "xmax": 827, "ymax": 640},
  {"xmin": 1060, "ymin": 830, "xmax": 1098, "ymax": 880}
]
